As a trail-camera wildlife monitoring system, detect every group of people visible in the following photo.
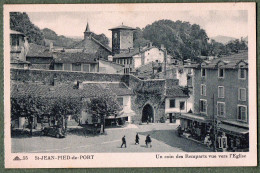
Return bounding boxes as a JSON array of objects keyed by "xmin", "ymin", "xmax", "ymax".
[{"xmin": 121, "ymin": 133, "xmax": 152, "ymax": 148}]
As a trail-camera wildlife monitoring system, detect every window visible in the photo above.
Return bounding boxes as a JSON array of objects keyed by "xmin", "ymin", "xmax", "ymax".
[
  {"xmin": 72, "ymin": 63, "xmax": 81, "ymax": 71},
  {"xmin": 201, "ymin": 84, "xmax": 206, "ymax": 96},
  {"xmin": 238, "ymin": 69, "xmax": 246, "ymax": 79},
  {"xmin": 237, "ymin": 105, "xmax": 247, "ymax": 122},
  {"xmin": 188, "ymin": 68, "xmax": 192, "ymax": 74},
  {"xmin": 55, "ymin": 63, "xmax": 63, "ymax": 70},
  {"xmin": 82, "ymin": 64, "xmax": 90, "ymax": 72},
  {"xmin": 130, "ymin": 59, "xmax": 132, "ymax": 64},
  {"xmin": 200, "ymin": 99, "xmax": 207, "ymax": 113},
  {"xmin": 117, "ymin": 97, "xmax": 123, "ymax": 106},
  {"xmin": 63, "ymin": 64, "xmax": 71, "ymax": 71},
  {"xmin": 218, "ymin": 86, "xmax": 224, "ymax": 98},
  {"xmin": 169, "ymin": 99, "xmax": 175, "ymax": 108},
  {"xmin": 238, "ymin": 88, "xmax": 246, "ymax": 101},
  {"xmin": 11, "ymin": 35, "xmax": 19, "ymax": 46},
  {"xmin": 180, "ymin": 101, "xmax": 185, "ymax": 110},
  {"xmin": 201, "ymin": 68, "xmax": 206, "ymax": 77},
  {"xmin": 90, "ymin": 64, "xmax": 96, "ymax": 72},
  {"xmin": 217, "ymin": 102, "xmax": 225, "ymax": 117},
  {"xmin": 218, "ymin": 68, "xmax": 224, "ymax": 78}
]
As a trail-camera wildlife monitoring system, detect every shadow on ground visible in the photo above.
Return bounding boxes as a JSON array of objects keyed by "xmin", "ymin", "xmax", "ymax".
[
  {"xmin": 11, "ymin": 129, "xmax": 42, "ymax": 138},
  {"xmin": 139, "ymin": 129, "xmax": 211, "ymax": 152}
]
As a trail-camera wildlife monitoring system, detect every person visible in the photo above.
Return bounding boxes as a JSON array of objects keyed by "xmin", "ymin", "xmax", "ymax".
[
  {"xmin": 145, "ymin": 134, "xmax": 152, "ymax": 148},
  {"xmin": 135, "ymin": 133, "xmax": 140, "ymax": 145},
  {"xmin": 121, "ymin": 135, "xmax": 127, "ymax": 148},
  {"xmin": 177, "ymin": 125, "xmax": 182, "ymax": 137}
]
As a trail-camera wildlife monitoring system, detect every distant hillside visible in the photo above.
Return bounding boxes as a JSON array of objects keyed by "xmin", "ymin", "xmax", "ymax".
[
  {"xmin": 42, "ymin": 28, "xmax": 80, "ymax": 48},
  {"xmin": 211, "ymin": 35, "xmax": 237, "ymax": 44}
]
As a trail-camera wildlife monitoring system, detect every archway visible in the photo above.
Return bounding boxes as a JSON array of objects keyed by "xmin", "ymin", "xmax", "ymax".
[{"xmin": 142, "ymin": 104, "xmax": 154, "ymax": 123}]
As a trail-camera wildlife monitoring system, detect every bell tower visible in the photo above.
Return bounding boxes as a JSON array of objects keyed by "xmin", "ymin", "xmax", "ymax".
[
  {"xmin": 84, "ymin": 22, "xmax": 92, "ymax": 40},
  {"xmin": 109, "ymin": 23, "xmax": 136, "ymax": 55}
]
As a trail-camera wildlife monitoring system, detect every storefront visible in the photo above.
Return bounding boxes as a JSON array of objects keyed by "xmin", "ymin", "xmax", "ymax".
[
  {"xmin": 178, "ymin": 113, "xmax": 211, "ymax": 142},
  {"xmin": 218, "ymin": 123, "xmax": 249, "ymax": 152}
]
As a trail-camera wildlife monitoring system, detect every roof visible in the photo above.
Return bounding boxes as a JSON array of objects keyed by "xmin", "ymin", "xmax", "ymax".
[
  {"xmin": 11, "ymin": 81, "xmax": 133, "ymax": 99},
  {"xmin": 136, "ymin": 62, "xmax": 161, "ymax": 79},
  {"xmin": 26, "ymin": 43, "xmax": 53, "ymax": 58},
  {"xmin": 165, "ymin": 86, "xmax": 189, "ymax": 98},
  {"xmin": 53, "ymin": 52, "xmax": 98, "ymax": 64},
  {"xmin": 10, "ymin": 30, "xmax": 25, "ymax": 36},
  {"xmin": 201, "ymin": 51, "xmax": 248, "ymax": 69},
  {"xmin": 109, "ymin": 24, "xmax": 136, "ymax": 30},
  {"xmin": 179, "ymin": 113, "xmax": 211, "ymax": 123},
  {"xmin": 85, "ymin": 22, "xmax": 90, "ymax": 32},
  {"xmin": 82, "ymin": 82, "xmax": 134, "ymax": 96},
  {"xmin": 90, "ymin": 36, "xmax": 112, "ymax": 52},
  {"xmin": 218, "ymin": 123, "xmax": 249, "ymax": 136},
  {"xmin": 11, "ymin": 58, "xmax": 30, "ymax": 64}
]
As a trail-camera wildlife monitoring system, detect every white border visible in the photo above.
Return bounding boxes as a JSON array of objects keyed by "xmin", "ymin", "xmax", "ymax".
[{"xmin": 4, "ymin": 3, "xmax": 257, "ymax": 168}]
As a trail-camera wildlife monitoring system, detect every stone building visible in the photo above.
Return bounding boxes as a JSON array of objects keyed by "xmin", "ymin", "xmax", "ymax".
[
  {"xmin": 179, "ymin": 51, "xmax": 249, "ymax": 151},
  {"xmin": 10, "ymin": 30, "xmax": 30, "ymax": 68},
  {"xmin": 69, "ymin": 22, "xmax": 112, "ymax": 60}
]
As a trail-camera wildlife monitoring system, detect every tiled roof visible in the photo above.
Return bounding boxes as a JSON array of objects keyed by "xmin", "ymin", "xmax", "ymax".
[
  {"xmin": 91, "ymin": 37, "xmax": 112, "ymax": 52},
  {"xmin": 109, "ymin": 24, "xmax": 136, "ymax": 30},
  {"xmin": 165, "ymin": 86, "xmax": 189, "ymax": 98},
  {"xmin": 11, "ymin": 81, "xmax": 133, "ymax": 99},
  {"xmin": 53, "ymin": 52, "xmax": 98, "ymax": 64},
  {"xmin": 201, "ymin": 51, "xmax": 248, "ymax": 69},
  {"xmin": 26, "ymin": 43, "xmax": 53, "ymax": 58}
]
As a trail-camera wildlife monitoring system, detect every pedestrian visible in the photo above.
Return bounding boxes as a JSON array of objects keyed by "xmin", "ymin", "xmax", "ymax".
[
  {"xmin": 121, "ymin": 135, "xmax": 127, "ymax": 148},
  {"xmin": 177, "ymin": 125, "xmax": 182, "ymax": 137},
  {"xmin": 135, "ymin": 133, "xmax": 139, "ymax": 144},
  {"xmin": 146, "ymin": 134, "xmax": 152, "ymax": 148}
]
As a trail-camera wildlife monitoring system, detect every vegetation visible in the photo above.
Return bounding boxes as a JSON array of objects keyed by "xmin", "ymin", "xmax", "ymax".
[
  {"xmin": 10, "ymin": 12, "xmax": 45, "ymax": 45},
  {"xmin": 134, "ymin": 19, "xmax": 248, "ymax": 61},
  {"xmin": 86, "ymin": 93, "xmax": 122, "ymax": 133}
]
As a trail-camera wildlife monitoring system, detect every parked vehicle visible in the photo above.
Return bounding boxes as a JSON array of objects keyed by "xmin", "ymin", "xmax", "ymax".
[{"xmin": 42, "ymin": 126, "xmax": 65, "ymax": 138}]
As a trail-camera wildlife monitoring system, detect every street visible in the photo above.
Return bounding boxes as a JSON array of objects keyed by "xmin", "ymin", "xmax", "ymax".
[{"xmin": 12, "ymin": 123, "xmax": 212, "ymax": 153}]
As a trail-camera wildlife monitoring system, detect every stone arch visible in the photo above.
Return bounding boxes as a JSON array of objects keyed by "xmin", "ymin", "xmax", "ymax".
[{"xmin": 142, "ymin": 104, "xmax": 154, "ymax": 123}]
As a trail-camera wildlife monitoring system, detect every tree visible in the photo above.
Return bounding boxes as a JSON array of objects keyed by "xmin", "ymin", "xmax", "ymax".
[
  {"xmin": 11, "ymin": 95, "xmax": 47, "ymax": 135},
  {"xmin": 50, "ymin": 97, "xmax": 82, "ymax": 131},
  {"xmin": 86, "ymin": 93, "xmax": 122, "ymax": 133},
  {"xmin": 10, "ymin": 12, "xmax": 45, "ymax": 45}
]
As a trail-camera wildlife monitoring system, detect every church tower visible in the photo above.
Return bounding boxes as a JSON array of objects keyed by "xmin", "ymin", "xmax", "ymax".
[
  {"xmin": 84, "ymin": 22, "xmax": 92, "ymax": 40},
  {"xmin": 109, "ymin": 23, "xmax": 136, "ymax": 55}
]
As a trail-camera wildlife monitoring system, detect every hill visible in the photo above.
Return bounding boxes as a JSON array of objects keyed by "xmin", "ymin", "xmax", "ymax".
[{"xmin": 211, "ymin": 35, "xmax": 237, "ymax": 44}]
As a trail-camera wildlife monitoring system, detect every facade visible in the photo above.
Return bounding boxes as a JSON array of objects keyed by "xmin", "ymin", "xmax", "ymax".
[
  {"xmin": 179, "ymin": 51, "xmax": 249, "ymax": 151},
  {"xmin": 26, "ymin": 43, "xmax": 53, "ymax": 70},
  {"xmin": 69, "ymin": 22, "xmax": 112, "ymax": 60},
  {"xmin": 98, "ymin": 59, "xmax": 124, "ymax": 74},
  {"xmin": 53, "ymin": 52, "xmax": 99, "ymax": 72},
  {"xmin": 10, "ymin": 30, "xmax": 30, "ymax": 68}
]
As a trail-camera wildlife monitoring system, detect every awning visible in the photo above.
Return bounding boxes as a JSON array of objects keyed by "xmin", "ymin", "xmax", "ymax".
[
  {"xmin": 105, "ymin": 108, "xmax": 135, "ymax": 119},
  {"xmin": 178, "ymin": 113, "xmax": 211, "ymax": 123},
  {"xmin": 218, "ymin": 123, "xmax": 249, "ymax": 136}
]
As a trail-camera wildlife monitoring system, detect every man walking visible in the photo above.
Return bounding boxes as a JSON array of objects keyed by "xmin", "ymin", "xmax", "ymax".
[
  {"xmin": 135, "ymin": 133, "xmax": 140, "ymax": 145},
  {"xmin": 121, "ymin": 135, "xmax": 127, "ymax": 148},
  {"xmin": 146, "ymin": 134, "xmax": 152, "ymax": 148}
]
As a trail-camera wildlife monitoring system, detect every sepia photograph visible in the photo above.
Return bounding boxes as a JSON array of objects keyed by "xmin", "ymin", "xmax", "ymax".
[{"xmin": 4, "ymin": 3, "xmax": 257, "ymax": 168}]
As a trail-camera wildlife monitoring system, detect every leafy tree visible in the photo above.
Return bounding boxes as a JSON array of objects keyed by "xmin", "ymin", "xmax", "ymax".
[
  {"xmin": 10, "ymin": 12, "xmax": 44, "ymax": 45},
  {"xmin": 86, "ymin": 93, "xmax": 122, "ymax": 133}
]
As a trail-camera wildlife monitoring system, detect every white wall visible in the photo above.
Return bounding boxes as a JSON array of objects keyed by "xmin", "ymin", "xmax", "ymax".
[
  {"xmin": 143, "ymin": 48, "xmax": 164, "ymax": 64},
  {"xmin": 165, "ymin": 97, "xmax": 188, "ymax": 114},
  {"xmin": 133, "ymin": 55, "xmax": 142, "ymax": 69}
]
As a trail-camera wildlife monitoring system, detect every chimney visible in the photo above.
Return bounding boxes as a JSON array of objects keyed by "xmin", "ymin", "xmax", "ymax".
[
  {"xmin": 77, "ymin": 81, "xmax": 83, "ymax": 89},
  {"xmin": 128, "ymin": 48, "xmax": 131, "ymax": 53},
  {"xmin": 49, "ymin": 42, "xmax": 53, "ymax": 52},
  {"xmin": 53, "ymin": 78, "xmax": 57, "ymax": 86},
  {"xmin": 161, "ymin": 44, "xmax": 165, "ymax": 50},
  {"xmin": 108, "ymin": 55, "xmax": 113, "ymax": 61}
]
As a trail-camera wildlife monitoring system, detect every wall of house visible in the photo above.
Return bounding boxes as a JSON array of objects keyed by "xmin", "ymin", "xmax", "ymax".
[
  {"xmin": 30, "ymin": 64, "xmax": 51, "ymax": 70},
  {"xmin": 53, "ymin": 63, "xmax": 98, "ymax": 72},
  {"xmin": 10, "ymin": 35, "xmax": 29, "ymax": 61},
  {"xmin": 133, "ymin": 55, "xmax": 142, "ymax": 69},
  {"xmin": 143, "ymin": 48, "xmax": 164, "ymax": 65},
  {"xmin": 99, "ymin": 60, "xmax": 124, "ymax": 74},
  {"xmin": 193, "ymin": 67, "xmax": 248, "ymax": 124},
  {"xmin": 165, "ymin": 97, "xmax": 188, "ymax": 114}
]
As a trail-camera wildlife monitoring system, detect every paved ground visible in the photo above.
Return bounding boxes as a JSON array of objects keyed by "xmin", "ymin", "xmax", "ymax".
[{"xmin": 12, "ymin": 123, "xmax": 212, "ymax": 153}]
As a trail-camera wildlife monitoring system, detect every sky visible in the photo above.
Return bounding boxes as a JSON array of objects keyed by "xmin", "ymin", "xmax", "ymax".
[{"xmin": 27, "ymin": 10, "xmax": 248, "ymax": 39}]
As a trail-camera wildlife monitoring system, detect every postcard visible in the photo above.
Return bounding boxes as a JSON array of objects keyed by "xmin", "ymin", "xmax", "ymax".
[{"xmin": 4, "ymin": 3, "xmax": 257, "ymax": 168}]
